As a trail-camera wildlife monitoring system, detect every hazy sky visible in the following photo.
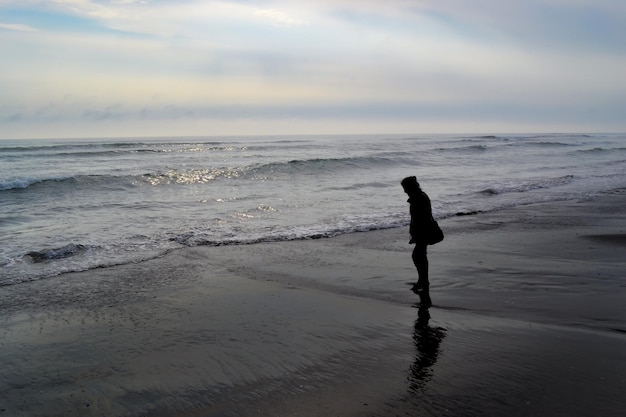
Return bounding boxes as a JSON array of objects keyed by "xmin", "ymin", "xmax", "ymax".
[{"xmin": 1, "ymin": 0, "xmax": 625, "ymax": 138}]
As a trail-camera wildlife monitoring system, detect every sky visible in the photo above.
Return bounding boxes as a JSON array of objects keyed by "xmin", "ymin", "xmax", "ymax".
[{"xmin": 1, "ymin": 0, "xmax": 626, "ymax": 139}]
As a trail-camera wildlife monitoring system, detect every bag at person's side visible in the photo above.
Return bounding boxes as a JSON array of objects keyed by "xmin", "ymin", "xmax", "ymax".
[{"xmin": 427, "ymin": 219, "xmax": 444, "ymax": 245}]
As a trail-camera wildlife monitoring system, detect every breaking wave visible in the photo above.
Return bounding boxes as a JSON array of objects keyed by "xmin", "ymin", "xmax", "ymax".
[
  {"xmin": 25, "ymin": 243, "xmax": 92, "ymax": 263},
  {"xmin": 479, "ymin": 175, "xmax": 576, "ymax": 196}
]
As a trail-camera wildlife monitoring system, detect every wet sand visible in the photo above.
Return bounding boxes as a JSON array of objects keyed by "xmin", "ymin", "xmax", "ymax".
[{"xmin": 1, "ymin": 193, "xmax": 625, "ymax": 416}]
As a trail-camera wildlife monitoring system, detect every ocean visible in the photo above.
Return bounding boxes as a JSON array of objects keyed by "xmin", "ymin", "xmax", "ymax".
[{"xmin": 1, "ymin": 133, "xmax": 625, "ymax": 286}]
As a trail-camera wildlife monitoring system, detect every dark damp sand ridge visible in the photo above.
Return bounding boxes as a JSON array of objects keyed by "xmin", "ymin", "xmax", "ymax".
[
  {"xmin": 582, "ymin": 233, "xmax": 626, "ymax": 245},
  {"xmin": 1, "ymin": 194, "xmax": 625, "ymax": 416}
]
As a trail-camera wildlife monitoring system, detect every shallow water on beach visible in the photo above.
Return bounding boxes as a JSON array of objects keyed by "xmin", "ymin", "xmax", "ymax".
[
  {"xmin": 0, "ymin": 268, "xmax": 416, "ymax": 416},
  {"xmin": 2, "ymin": 133, "xmax": 626, "ymax": 284},
  {"xmin": 3, "ymin": 275, "xmax": 624, "ymax": 417}
]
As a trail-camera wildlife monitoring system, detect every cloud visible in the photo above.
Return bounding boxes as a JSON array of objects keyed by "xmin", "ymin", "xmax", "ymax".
[
  {"xmin": 253, "ymin": 8, "xmax": 305, "ymax": 26},
  {"xmin": 0, "ymin": 22, "xmax": 37, "ymax": 31}
]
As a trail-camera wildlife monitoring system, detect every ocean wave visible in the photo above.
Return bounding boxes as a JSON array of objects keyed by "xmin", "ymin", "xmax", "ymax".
[
  {"xmin": 435, "ymin": 144, "xmax": 489, "ymax": 152},
  {"xmin": 169, "ymin": 215, "xmax": 406, "ymax": 247},
  {"xmin": 25, "ymin": 243, "xmax": 92, "ymax": 263},
  {"xmin": 509, "ymin": 134, "xmax": 592, "ymax": 140},
  {"xmin": 0, "ymin": 177, "xmax": 44, "ymax": 190},
  {"xmin": 322, "ymin": 181, "xmax": 391, "ymax": 192},
  {"xmin": 0, "ymin": 138, "xmax": 326, "ymax": 155},
  {"xmin": 509, "ymin": 141, "xmax": 580, "ymax": 147},
  {"xmin": 479, "ymin": 175, "xmax": 576, "ymax": 196},
  {"xmin": 0, "ymin": 174, "xmax": 131, "ymax": 191},
  {"xmin": 0, "ymin": 175, "xmax": 78, "ymax": 191},
  {"xmin": 573, "ymin": 147, "xmax": 626, "ymax": 154},
  {"xmin": 462, "ymin": 134, "xmax": 593, "ymax": 143},
  {"xmin": 2, "ymin": 167, "xmax": 249, "ymax": 191},
  {"xmin": 2, "ymin": 166, "xmax": 256, "ymax": 191},
  {"xmin": 0, "ymin": 141, "xmax": 219, "ymax": 153},
  {"xmin": 461, "ymin": 135, "xmax": 508, "ymax": 141},
  {"xmin": 248, "ymin": 156, "xmax": 397, "ymax": 177},
  {"xmin": 604, "ymin": 187, "xmax": 626, "ymax": 195},
  {"xmin": 454, "ymin": 210, "xmax": 484, "ymax": 216},
  {"xmin": 0, "ymin": 143, "xmax": 257, "ymax": 160}
]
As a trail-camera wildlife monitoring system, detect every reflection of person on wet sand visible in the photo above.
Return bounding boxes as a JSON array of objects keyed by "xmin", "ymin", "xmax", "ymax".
[
  {"xmin": 401, "ymin": 176, "xmax": 433, "ymax": 298},
  {"xmin": 409, "ymin": 306, "xmax": 446, "ymax": 394}
]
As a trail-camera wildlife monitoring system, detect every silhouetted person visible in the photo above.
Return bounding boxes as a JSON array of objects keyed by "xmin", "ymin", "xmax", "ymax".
[{"xmin": 401, "ymin": 176, "xmax": 432, "ymax": 296}]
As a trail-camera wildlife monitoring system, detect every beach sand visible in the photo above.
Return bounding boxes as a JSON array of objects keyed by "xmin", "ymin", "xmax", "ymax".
[{"xmin": 1, "ymin": 193, "xmax": 625, "ymax": 416}]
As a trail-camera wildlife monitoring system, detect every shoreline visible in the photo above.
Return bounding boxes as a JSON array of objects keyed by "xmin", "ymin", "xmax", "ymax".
[{"xmin": 1, "ymin": 193, "xmax": 625, "ymax": 416}]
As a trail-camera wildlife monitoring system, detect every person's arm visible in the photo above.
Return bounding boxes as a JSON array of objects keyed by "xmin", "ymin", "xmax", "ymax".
[{"xmin": 409, "ymin": 204, "xmax": 418, "ymax": 243}]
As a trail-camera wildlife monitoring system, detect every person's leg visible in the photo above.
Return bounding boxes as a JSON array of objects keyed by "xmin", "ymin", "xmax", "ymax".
[{"xmin": 412, "ymin": 243, "xmax": 429, "ymax": 291}]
